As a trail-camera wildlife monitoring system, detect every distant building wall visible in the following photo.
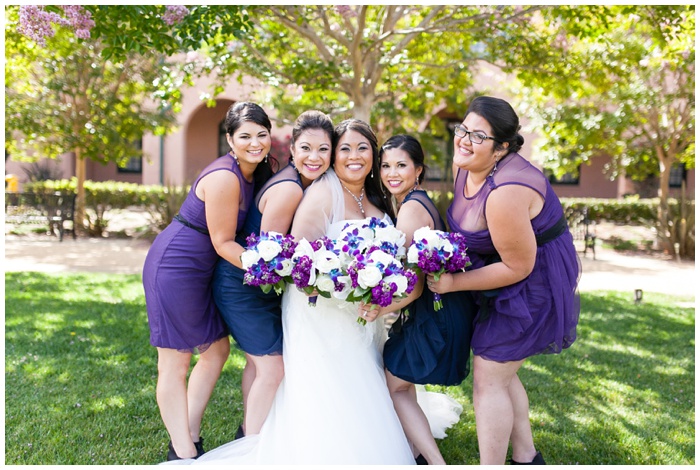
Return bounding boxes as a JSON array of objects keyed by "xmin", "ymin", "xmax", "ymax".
[{"xmin": 4, "ymin": 64, "xmax": 694, "ymax": 199}]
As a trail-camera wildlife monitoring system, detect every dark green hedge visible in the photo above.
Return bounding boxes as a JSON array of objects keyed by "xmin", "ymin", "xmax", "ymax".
[{"xmin": 21, "ymin": 180, "xmax": 693, "ymax": 229}]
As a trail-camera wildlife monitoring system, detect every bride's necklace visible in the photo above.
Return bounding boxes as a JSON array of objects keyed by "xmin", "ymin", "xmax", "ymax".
[{"xmin": 341, "ymin": 183, "xmax": 366, "ymax": 216}]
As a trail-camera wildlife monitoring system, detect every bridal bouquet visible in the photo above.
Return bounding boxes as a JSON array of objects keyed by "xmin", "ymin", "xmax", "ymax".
[
  {"xmin": 407, "ymin": 226, "xmax": 471, "ymax": 310},
  {"xmin": 241, "ymin": 231, "xmax": 297, "ymax": 295},
  {"xmin": 346, "ymin": 246, "xmax": 418, "ymax": 325},
  {"xmin": 290, "ymin": 236, "xmax": 352, "ymax": 306},
  {"xmin": 336, "ymin": 217, "xmax": 416, "ymax": 325}
]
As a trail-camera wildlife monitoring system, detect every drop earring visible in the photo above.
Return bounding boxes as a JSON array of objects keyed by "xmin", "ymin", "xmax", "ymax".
[{"xmin": 264, "ymin": 154, "xmax": 269, "ymax": 163}]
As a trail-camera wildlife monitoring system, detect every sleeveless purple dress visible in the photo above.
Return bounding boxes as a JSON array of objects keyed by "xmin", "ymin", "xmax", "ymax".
[
  {"xmin": 447, "ymin": 153, "xmax": 580, "ymax": 362},
  {"xmin": 143, "ymin": 153, "xmax": 254, "ymax": 353}
]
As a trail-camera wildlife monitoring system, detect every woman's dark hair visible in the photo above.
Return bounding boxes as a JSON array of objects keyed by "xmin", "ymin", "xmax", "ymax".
[
  {"xmin": 290, "ymin": 110, "xmax": 335, "ymax": 163},
  {"xmin": 379, "ymin": 134, "xmax": 428, "ymax": 184},
  {"xmin": 466, "ymin": 96, "xmax": 524, "ymax": 154},
  {"xmin": 224, "ymin": 101, "xmax": 277, "ymax": 189},
  {"xmin": 332, "ymin": 119, "xmax": 394, "ymax": 219}
]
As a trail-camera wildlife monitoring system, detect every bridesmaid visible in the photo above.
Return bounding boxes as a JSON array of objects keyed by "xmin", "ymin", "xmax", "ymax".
[
  {"xmin": 212, "ymin": 110, "xmax": 334, "ymax": 438},
  {"xmin": 372, "ymin": 135, "xmax": 476, "ymax": 464},
  {"xmin": 143, "ymin": 102, "xmax": 275, "ymax": 460},
  {"xmin": 428, "ymin": 96, "xmax": 580, "ymax": 464}
]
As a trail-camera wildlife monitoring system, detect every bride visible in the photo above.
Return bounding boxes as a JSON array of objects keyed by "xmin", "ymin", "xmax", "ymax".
[{"xmin": 166, "ymin": 119, "xmax": 461, "ymax": 465}]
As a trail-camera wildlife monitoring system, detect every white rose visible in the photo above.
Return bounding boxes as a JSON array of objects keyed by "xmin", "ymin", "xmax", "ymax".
[
  {"xmin": 407, "ymin": 245, "xmax": 420, "ymax": 264},
  {"xmin": 241, "ymin": 249, "xmax": 262, "ymax": 270},
  {"xmin": 384, "ymin": 274, "xmax": 408, "ymax": 296},
  {"xmin": 315, "ymin": 249, "xmax": 341, "ymax": 273},
  {"xmin": 368, "ymin": 249, "xmax": 396, "ymax": 267},
  {"xmin": 257, "ymin": 239, "xmax": 282, "ymax": 262},
  {"xmin": 276, "ymin": 258, "xmax": 293, "ymax": 277},
  {"xmin": 315, "ymin": 273, "xmax": 336, "ymax": 294},
  {"xmin": 357, "ymin": 265, "xmax": 383, "ymax": 288}
]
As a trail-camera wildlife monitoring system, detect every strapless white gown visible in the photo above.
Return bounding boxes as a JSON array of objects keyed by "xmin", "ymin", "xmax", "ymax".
[{"xmin": 164, "ymin": 220, "xmax": 462, "ymax": 465}]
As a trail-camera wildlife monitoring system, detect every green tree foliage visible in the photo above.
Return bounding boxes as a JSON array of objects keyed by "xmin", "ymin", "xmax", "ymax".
[
  {"xmin": 506, "ymin": 6, "xmax": 694, "ymax": 256},
  {"xmin": 5, "ymin": 6, "xmax": 177, "ymax": 231},
  {"xmin": 6, "ymin": 5, "xmax": 253, "ymax": 232},
  {"xmin": 203, "ymin": 5, "xmax": 545, "ymax": 142}
]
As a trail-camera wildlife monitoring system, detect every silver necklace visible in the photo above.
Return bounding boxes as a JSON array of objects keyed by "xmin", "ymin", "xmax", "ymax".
[
  {"xmin": 341, "ymin": 183, "xmax": 365, "ymax": 216},
  {"xmin": 397, "ymin": 185, "xmax": 419, "ymax": 210}
]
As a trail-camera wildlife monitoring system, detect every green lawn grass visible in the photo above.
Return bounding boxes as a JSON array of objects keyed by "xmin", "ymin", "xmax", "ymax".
[{"xmin": 4, "ymin": 272, "xmax": 695, "ymax": 464}]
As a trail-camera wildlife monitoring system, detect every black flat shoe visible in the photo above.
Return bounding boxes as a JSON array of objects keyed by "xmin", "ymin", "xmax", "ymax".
[
  {"xmin": 415, "ymin": 454, "xmax": 429, "ymax": 465},
  {"xmin": 194, "ymin": 437, "xmax": 205, "ymax": 458},
  {"xmin": 235, "ymin": 424, "xmax": 245, "ymax": 440},
  {"xmin": 510, "ymin": 451, "xmax": 546, "ymax": 465}
]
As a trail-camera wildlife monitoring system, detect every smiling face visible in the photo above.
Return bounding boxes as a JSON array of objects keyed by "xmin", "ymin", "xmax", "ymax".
[
  {"xmin": 333, "ymin": 129, "xmax": 373, "ymax": 186},
  {"xmin": 290, "ymin": 128, "xmax": 332, "ymax": 187},
  {"xmin": 226, "ymin": 121, "xmax": 271, "ymax": 165},
  {"xmin": 380, "ymin": 147, "xmax": 422, "ymax": 202},
  {"xmin": 453, "ymin": 112, "xmax": 501, "ymax": 174}
]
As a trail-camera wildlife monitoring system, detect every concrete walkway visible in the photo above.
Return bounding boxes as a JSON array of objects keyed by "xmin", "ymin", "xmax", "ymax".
[{"xmin": 4, "ymin": 233, "xmax": 696, "ymax": 299}]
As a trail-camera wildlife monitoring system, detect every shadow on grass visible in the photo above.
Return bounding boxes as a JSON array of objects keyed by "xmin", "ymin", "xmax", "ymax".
[
  {"xmin": 5, "ymin": 272, "xmax": 246, "ymax": 465},
  {"xmin": 5, "ymin": 275, "xmax": 695, "ymax": 465}
]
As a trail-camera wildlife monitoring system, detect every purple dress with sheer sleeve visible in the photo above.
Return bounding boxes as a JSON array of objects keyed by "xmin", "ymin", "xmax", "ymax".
[
  {"xmin": 143, "ymin": 153, "xmax": 254, "ymax": 353},
  {"xmin": 447, "ymin": 153, "xmax": 580, "ymax": 362}
]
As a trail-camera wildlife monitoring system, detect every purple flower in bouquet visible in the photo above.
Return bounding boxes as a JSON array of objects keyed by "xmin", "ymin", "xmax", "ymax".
[
  {"xmin": 241, "ymin": 231, "xmax": 297, "ymax": 295},
  {"xmin": 407, "ymin": 227, "xmax": 471, "ymax": 310}
]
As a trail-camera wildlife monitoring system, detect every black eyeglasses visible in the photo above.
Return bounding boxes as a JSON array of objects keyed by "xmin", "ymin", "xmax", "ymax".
[{"xmin": 454, "ymin": 124, "xmax": 498, "ymax": 144}]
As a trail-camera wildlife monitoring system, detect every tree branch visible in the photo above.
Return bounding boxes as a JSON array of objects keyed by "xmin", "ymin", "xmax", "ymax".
[{"xmin": 269, "ymin": 6, "xmax": 337, "ymax": 63}]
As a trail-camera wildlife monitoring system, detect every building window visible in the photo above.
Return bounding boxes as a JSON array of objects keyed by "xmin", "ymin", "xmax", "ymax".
[
  {"xmin": 219, "ymin": 120, "xmax": 229, "ymax": 158},
  {"xmin": 544, "ymin": 166, "xmax": 580, "ymax": 185},
  {"xmin": 669, "ymin": 163, "xmax": 686, "ymax": 188},
  {"xmin": 117, "ymin": 140, "xmax": 143, "ymax": 173}
]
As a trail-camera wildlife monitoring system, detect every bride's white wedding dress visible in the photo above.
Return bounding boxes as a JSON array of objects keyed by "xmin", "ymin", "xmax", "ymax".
[{"xmin": 164, "ymin": 171, "xmax": 462, "ymax": 465}]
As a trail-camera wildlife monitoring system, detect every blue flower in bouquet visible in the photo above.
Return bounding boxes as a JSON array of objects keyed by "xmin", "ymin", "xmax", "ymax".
[
  {"xmin": 241, "ymin": 231, "xmax": 297, "ymax": 295},
  {"xmin": 337, "ymin": 217, "xmax": 406, "ymax": 262},
  {"xmin": 407, "ymin": 226, "xmax": 471, "ymax": 310}
]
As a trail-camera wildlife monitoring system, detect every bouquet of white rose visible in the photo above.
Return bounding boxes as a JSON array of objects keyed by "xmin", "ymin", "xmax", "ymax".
[
  {"xmin": 290, "ymin": 236, "xmax": 353, "ymax": 306},
  {"xmin": 407, "ymin": 226, "xmax": 471, "ymax": 310},
  {"xmin": 335, "ymin": 217, "xmax": 416, "ymax": 325},
  {"xmin": 240, "ymin": 231, "xmax": 298, "ymax": 295}
]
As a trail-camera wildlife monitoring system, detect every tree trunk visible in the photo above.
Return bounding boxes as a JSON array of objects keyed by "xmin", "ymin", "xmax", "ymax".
[
  {"xmin": 656, "ymin": 148, "xmax": 673, "ymax": 254},
  {"xmin": 75, "ymin": 148, "xmax": 87, "ymax": 235},
  {"xmin": 351, "ymin": 95, "xmax": 372, "ymax": 123}
]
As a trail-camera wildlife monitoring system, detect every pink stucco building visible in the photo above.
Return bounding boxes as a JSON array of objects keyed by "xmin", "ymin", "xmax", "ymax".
[{"xmin": 5, "ymin": 71, "xmax": 694, "ymax": 200}]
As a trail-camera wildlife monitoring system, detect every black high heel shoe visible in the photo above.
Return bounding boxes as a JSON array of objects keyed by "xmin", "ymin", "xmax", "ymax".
[
  {"xmin": 415, "ymin": 454, "xmax": 429, "ymax": 465},
  {"xmin": 166, "ymin": 441, "xmax": 181, "ymax": 461},
  {"xmin": 194, "ymin": 437, "xmax": 205, "ymax": 458},
  {"xmin": 509, "ymin": 451, "xmax": 546, "ymax": 465},
  {"xmin": 234, "ymin": 425, "xmax": 245, "ymax": 440},
  {"xmin": 167, "ymin": 440, "xmax": 202, "ymax": 461}
]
